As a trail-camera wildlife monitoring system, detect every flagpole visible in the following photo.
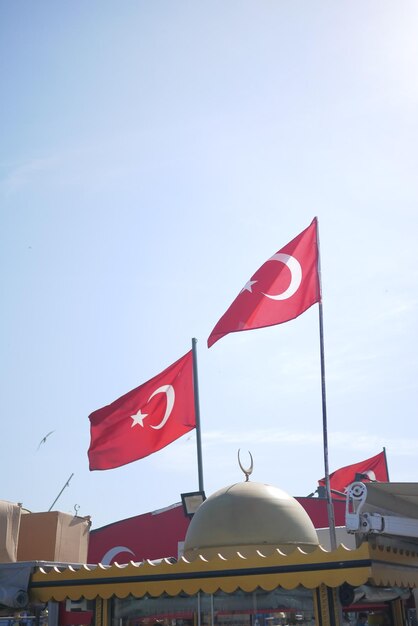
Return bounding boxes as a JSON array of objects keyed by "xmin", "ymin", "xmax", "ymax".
[
  {"xmin": 48, "ymin": 473, "xmax": 74, "ymax": 512},
  {"xmin": 192, "ymin": 338, "xmax": 205, "ymax": 492},
  {"xmin": 383, "ymin": 446, "xmax": 390, "ymax": 481},
  {"xmin": 316, "ymin": 219, "xmax": 337, "ymax": 551}
]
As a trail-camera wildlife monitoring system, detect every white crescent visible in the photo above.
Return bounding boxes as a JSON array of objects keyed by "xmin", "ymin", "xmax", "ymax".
[
  {"xmin": 101, "ymin": 546, "xmax": 135, "ymax": 565},
  {"xmin": 262, "ymin": 253, "xmax": 302, "ymax": 300},
  {"xmin": 363, "ymin": 470, "xmax": 376, "ymax": 481},
  {"xmin": 148, "ymin": 384, "xmax": 175, "ymax": 430}
]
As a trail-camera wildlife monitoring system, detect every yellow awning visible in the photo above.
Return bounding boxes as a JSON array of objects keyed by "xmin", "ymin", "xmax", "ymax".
[
  {"xmin": 29, "ymin": 544, "xmax": 375, "ymax": 602},
  {"xmin": 29, "ymin": 541, "xmax": 418, "ymax": 602}
]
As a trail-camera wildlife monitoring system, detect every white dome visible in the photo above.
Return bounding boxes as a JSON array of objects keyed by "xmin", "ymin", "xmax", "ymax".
[{"xmin": 183, "ymin": 481, "xmax": 319, "ymax": 559}]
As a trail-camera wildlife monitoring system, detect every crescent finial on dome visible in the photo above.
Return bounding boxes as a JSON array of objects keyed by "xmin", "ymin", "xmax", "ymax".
[{"xmin": 238, "ymin": 449, "xmax": 253, "ymax": 481}]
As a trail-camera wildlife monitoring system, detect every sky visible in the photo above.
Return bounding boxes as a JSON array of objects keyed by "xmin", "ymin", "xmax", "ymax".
[{"xmin": 1, "ymin": 1, "xmax": 418, "ymax": 530}]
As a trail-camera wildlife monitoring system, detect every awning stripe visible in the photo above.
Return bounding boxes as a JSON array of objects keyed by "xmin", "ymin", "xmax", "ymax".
[
  {"xmin": 30, "ymin": 559, "xmax": 372, "ymax": 589},
  {"xmin": 35, "ymin": 543, "xmax": 418, "ymax": 601}
]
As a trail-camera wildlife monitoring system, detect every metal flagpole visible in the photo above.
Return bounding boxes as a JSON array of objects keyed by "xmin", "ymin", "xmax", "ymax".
[
  {"xmin": 316, "ymin": 219, "xmax": 337, "ymax": 551},
  {"xmin": 48, "ymin": 472, "xmax": 74, "ymax": 512},
  {"xmin": 383, "ymin": 446, "xmax": 390, "ymax": 481},
  {"xmin": 192, "ymin": 338, "xmax": 205, "ymax": 492}
]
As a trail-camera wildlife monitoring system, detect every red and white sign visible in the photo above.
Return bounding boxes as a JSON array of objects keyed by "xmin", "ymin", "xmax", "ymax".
[{"xmin": 87, "ymin": 498, "xmax": 346, "ymax": 565}]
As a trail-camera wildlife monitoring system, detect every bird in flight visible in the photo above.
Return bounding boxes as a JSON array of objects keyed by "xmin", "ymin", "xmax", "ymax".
[{"xmin": 37, "ymin": 430, "xmax": 55, "ymax": 450}]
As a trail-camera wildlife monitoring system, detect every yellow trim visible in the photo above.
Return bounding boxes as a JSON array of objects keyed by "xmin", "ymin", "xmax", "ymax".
[
  {"xmin": 314, "ymin": 584, "xmax": 342, "ymax": 626},
  {"xmin": 390, "ymin": 597, "xmax": 405, "ymax": 626},
  {"xmin": 369, "ymin": 542, "xmax": 418, "ymax": 565},
  {"xmin": 367, "ymin": 542, "xmax": 418, "ymax": 587},
  {"xmin": 94, "ymin": 598, "xmax": 102, "ymax": 626},
  {"xmin": 30, "ymin": 545, "xmax": 373, "ymax": 602},
  {"xmin": 101, "ymin": 598, "xmax": 109, "ymax": 626},
  {"xmin": 329, "ymin": 587, "xmax": 342, "ymax": 626},
  {"xmin": 312, "ymin": 586, "xmax": 319, "ymax": 624},
  {"xmin": 28, "ymin": 542, "xmax": 418, "ymax": 602},
  {"xmin": 317, "ymin": 584, "xmax": 331, "ymax": 626}
]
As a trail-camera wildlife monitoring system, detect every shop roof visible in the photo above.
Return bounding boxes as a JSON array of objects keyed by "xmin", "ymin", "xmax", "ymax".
[{"xmin": 28, "ymin": 542, "xmax": 418, "ymax": 602}]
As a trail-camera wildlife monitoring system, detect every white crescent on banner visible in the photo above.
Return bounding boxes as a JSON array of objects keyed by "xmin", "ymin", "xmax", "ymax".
[
  {"xmin": 149, "ymin": 384, "xmax": 175, "ymax": 430},
  {"xmin": 262, "ymin": 253, "xmax": 302, "ymax": 300},
  {"xmin": 101, "ymin": 546, "xmax": 135, "ymax": 565},
  {"xmin": 363, "ymin": 470, "xmax": 377, "ymax": 481}
]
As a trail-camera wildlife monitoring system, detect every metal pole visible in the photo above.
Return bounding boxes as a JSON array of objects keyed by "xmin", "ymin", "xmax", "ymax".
[
  {"xmin": 316, "ymin": 219, "xmax": 337, "ymax": 551},
  {"xmin": 48, "ymin": 473, "xmax": 74, "ymax": 512},
  {"xmin": 192, "ymin": 338, "xmax": 204, "ymax": 492},
  {"xmin": 383, "ymin": 446, "xmax": 390, "ymax": 481},
  {"xmin": 197, "ymin": 591, "xmax": 201, "ymax": 626},
  {"xmin": 318, "ymin": 302, "xmax": 337, "ymax": 550}
]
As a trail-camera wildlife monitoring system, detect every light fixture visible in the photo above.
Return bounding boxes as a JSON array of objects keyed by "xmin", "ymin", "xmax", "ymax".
[{"xmin": 181, "ymin": 491, "xmax": 206, "ymax": 518}]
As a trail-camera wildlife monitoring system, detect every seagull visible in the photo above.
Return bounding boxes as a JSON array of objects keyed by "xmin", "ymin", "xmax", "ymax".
[{"xmin": 36, "ymin": 430, "xmax": 55, "ymax": 450}]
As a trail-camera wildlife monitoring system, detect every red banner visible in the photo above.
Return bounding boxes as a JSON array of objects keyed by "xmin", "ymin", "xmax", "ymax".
[{"xmin": 318, "ymin": 451, "xmax": 389, "ymax": 494}]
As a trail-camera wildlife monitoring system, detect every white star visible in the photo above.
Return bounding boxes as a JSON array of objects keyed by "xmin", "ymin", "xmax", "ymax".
[
  {"xmin": 240, "ymin": 280, "xmax": 257, "ymax": 293},
  {"xmin": 131, "ymin": 409, "xmax": 148, "ymax": 428}
]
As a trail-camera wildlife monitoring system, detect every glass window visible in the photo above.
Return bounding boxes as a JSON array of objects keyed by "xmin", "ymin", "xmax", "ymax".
[{"xmin": 113, "ymin": 587, "xmax": 315, "ymax": 626}]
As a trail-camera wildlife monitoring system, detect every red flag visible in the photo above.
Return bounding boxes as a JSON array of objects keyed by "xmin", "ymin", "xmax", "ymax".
[
  {"xmin": 207, "ymin": 218, "xmax": 320, "ymax": 348},
  {"xmin": 318, "ymin": 451, "xmax": 389, "ymax": 494},
  {"xmin": 88, "ymin": 351, "xmax": 195, "ymax": 471}
]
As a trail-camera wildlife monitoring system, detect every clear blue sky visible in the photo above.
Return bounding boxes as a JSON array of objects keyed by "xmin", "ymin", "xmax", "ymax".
[{"xmin": 1, "ymin": 1, "xmax": 417, "ymax": 529}]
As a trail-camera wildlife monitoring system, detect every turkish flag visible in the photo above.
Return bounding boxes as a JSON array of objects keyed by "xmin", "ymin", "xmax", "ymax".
[
  {"xmin": 88, "ymin": 351, "xmax": 195, "ymax": 470},
  {"xmin": 318, "ymin": 451, "xmax": 389, "ymax": 494},
  {"xmin": 207, "ymin": 218, "xmax": 320, "ymax": 348}
]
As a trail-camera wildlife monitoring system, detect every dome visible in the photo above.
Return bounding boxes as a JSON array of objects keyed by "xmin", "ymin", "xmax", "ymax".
[{"xmin": 183, "ymin": 481, "xmax": 319, "ymax": 559}]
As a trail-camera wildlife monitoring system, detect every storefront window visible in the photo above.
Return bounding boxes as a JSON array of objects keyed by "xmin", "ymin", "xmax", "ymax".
[{"xmin": 113, "ymin": 587, "xmax": 315, "ymax": 626}]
